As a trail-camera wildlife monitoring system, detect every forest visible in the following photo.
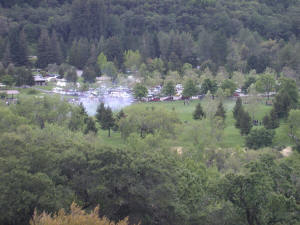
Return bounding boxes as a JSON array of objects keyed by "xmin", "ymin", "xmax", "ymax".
[
  {"xmin": 0, "ymin": 0, "xmax": 300, "ymax": 80},
  {"xmin": 0, "ymin": 0, "xmax": 300, "ymax": 225}
]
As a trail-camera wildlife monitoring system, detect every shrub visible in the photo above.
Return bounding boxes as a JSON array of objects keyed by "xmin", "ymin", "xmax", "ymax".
[{"xmin": 246, "ymin": 127, "xmax": 275, "ymax": 149}]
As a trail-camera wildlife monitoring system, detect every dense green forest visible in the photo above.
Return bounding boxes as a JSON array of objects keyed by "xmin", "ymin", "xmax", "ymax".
[
  {"xmin": 0, "ymin": 0, "xmax": 300, "ymax": 78},
  {"xmin": 1, "ymin": 95, "xmax": 300, "ymax": 225}
]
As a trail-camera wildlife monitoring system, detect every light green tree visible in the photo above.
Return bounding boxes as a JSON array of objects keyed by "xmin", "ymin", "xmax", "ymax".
[
  {"xmin": 255, "ymin": 73, "xmax": 276, "ymax": 100},
  {"xmin": 133, "ymin": 83, "xmax": 148, "ymax": 100},
  {"xmin": 124, "ymin": 50, "xmax": 141, "ymax": 72}
]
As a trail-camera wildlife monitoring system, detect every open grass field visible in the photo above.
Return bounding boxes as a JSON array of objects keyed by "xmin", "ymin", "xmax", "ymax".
[{"xmin": 96, "ymin": 97, "xmax": 292, "ymax": 149}]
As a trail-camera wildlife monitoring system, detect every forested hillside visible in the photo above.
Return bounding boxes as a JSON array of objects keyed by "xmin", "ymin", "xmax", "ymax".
[
  {"xmin": 0, "ymin": 0, "xmax": 300, "ymax": 77},
  {"xmin": 1, "ymin": 1, "xmax": 300, "ymax": 225}
]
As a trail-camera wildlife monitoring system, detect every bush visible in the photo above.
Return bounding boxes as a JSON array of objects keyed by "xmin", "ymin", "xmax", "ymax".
[
  {"xmin": 26, "ymin": 89, "xmax": 38, "ymax": 95},
  {"xmin": 246, "ymin": 128, "xmax": 275, "ymax": 149}
]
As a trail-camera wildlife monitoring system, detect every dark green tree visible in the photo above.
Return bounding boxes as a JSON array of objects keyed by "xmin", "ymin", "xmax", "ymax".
[
  {"xmin": 193, "ymin": 103, "xmax": 205, "ymax": 120},
  {"xmin": 37, "ymin": 29, "xmax": 51, "ymax": 68},
  {"xmin": 246, "ymin": 127, "xmax": 275, "ymax": 149},
  {"xmin": 133, "ymin": 83, "xmax": 148, "ymax": 100},
  {"xmin": 273, "ymin": 91, "xmax": 292, "ymax": 118},
  {"xmin": 82, "ymin": 66, "xmax": 97, "ymax": 83},
  {"xmin": 96, "ymin": 102, "xmax": 106, "ymax": 123},
  {"xmin": 104, "ymin": 36, "xmax": 123, "ymax": 68},
  {"xmin": 9, "ymin": 28, "xmax": 28, "ymax": 66},
  {"xmin": 84, "ymin": 117, "xmax": 98, "ymax": 134},
  {"xmin": 215, "ymin": 102, "xmax": 226, "ymax": 120},
  {"xmin": 200, "ymin": 79, "xmax": 218, "ymax": 95},
  {"xmin": 0, "ymin": 62, "xmax": 5, "ymax": 76},
  {"xmin": 211, "ymin": 32, "xmax": 228, "ymax": 67},
  {"xmin": 263, "ymin": 109, "xmax": 279, "ymax": 129},
  {"xmin": 15, "ymin": 67, "xmax": 34, "ymax": 86},
  {"xmin": 96, "ymin": 104, "xmax": 115, "ymax": 137},
  {"xmin": 233, "ymin": 97, "xmax": 242, "ymax": 119},
  {"xmin": 183, "ymin": 79, "xmax": 198, "ymax": 98},
  {"xmin": 49, "ymin": 30, "xmax": 63, "ymax": 65},
  {"xmin": 69, "ymin": 38, "xmax": 90, "ymax": 69},
  {"xmin": 238, "ymin": 110, "xmax": 252, "ymax": 135},
  {"xmin": 65, "ymin": 69, "xmax": 77, "ymax": 83},
  {"xmin": 2, "ymin": 44, "xmax": 12, "ymax": 67},
  {"xmin": 163, "ymin": 81, "xmax": 176, "ymax": 96}
]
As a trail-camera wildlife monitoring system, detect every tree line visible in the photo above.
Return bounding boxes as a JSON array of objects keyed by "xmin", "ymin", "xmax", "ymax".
[{"xmin": 0, "ymin": 0, "xmax": 299, "ymax": 83}]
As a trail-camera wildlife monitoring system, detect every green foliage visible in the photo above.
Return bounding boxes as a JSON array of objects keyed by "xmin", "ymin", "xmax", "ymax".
[
  {"xmin": 235, "ymin": 108, "xmax": 252, "ymax": 136},
  {"xmin": 163, "ymin": 80, "xmax": 176, "ymax": 96},
  {"xmin": 255, "ymin": 73, "xmax": 276, "ymax": 99},
  {"xmin": 200, "ymin": 78, "xmax": 218, "ymax": 95},
  {"xmin": 82, "ymin": 67, "xmax": 97, "ymax": 83},
  {"xmin": 119, "ymin": 107, "xmax": 180, "ymax": 139},
  {"xmin": 0, "ymin": 98, "xmax": 299, "ymax": 225},
  {"xmin": 133, "ymin": 83, "xmax": 148, "ymax": 100},
  {"xmin": 97, "ymin": 52, "xmax": 108, "ymax": 71},
  {"xmin": 36, "ymin": 30, "xmax": 62, "ymax": 68},
  {"xmin": 65, "ymin": 69, "xmax": 77, "ymax": 83},
  {"xmin": 193, "ymin": 103, "xmax": 205, "ymax": 120},
  {"xmin": 12, "ymin": 96, "xmax": 72, "ymax": 129},
  {"xmin": 183, "ymin": 79, "xmax": 198, "ymax": 97},
  {"xmin": 287, "ymin": 109, "xmax": 300, "ymax": 151},
  {"xmin": 242, "ymin": 77, "xmax": 256, "ymax": 94},
  {"xmin": 124, "ymin": 50, "xmax": 141, "ymax": 71},
  {"xmin": 0, "ymin": 74, "xmax": 15, "ymax": 86},
  {"xmin": 233, "ymin": 97, "xmax": 242, "ymax": 120},
  {"xmin": 246, "ymin": 127, "xmax": 275, "ymax": 149},
  {"xmin": 15, "ymin": 67, "xmax": 34, "ymax": 86},
  {"xmin": 221, "ymin": 79, "xmax": 237, "ymax": 96},
  {"xmin": 215, "ymin": 101, "xmax": 226, "ymax": 120},
  {"xmin": 96, "ymin": 103, "xmax": 115, "ymax": 137},
  {"xmin": 220, "ymin": 155, "xmax": 299, "ymax": 225},
  {"xmin": 68, "ymin": 38, "xmax": 90, "ymax": 70},
  {"xmin": 263, "ymin": 109, "xmax": 279, "ymax": 129}
]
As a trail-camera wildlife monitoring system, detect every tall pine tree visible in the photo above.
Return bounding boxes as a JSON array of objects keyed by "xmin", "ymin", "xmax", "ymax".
[
  {"xmin": 215, "ymin": 102, "xmax": 226, "ymax": 120},
  {"xmin": 233, "ymin": 97, "xmax": 242, "ymax": 119},
  {"xmin": 49, "ymin": 30, "xmax": 63, "ymax": 65},
  {"xmin": 37, "ymin": 29, "xmax": 51, "ymax": 68},
  {"xmin": 193, "ymin": 103, "xmax": 205, "ymax": 120},
  {"xmin": 9, "ymin": 28, "xmax": 28, "ymax": 66}
]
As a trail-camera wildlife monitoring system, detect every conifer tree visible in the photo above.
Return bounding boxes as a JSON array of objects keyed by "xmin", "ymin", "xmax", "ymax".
[
  {"xmin": 0, "ymin": 62, "xmax": 5, "ymax": 76},
  {"xmin": 233, "ymin": 97, "xmax": 242, "ymax": 119},
  {"xmin": 82, "ymin": 66, "xmax": 97, "ymax": 83},
  {"xmin": 238, "ymin": 110, "xmax": 252, "ymax": 135},
  {"xmin": 69, "ymin": 38, "xmax": 90, "ymax": 69},
  {"xmin": 66, "ymin": 68, "xmax": 77, "ymax": 83},
  {"xmin": 96, "ymin": 103, "xmax": 115, "ymax": 137},
  {"xmin": 263, "ymin": 109, "xmax": 279, "ymax": 129},
  {"xmin": 7, "ymin": 63, "xmax": 15, "ymax": 76},
  {"xmin": 3, "ymin": 44, "xmax": 12, "ymax": 67},
  {"xmin": 215, "ymin": 101, "xmax": 226, "ymax": 120},
  {"xmin": 37, "ymin": 29, "xmax": 51, "ymax": 68},
  {"xmin": 193, "ymin": 103, "xmax": 205, "ymax": 120},
  {"xmin": 9, "ymin": 28, "xmax": 28, "ymax": 66},
  {"xmin": 96, "ymin": 102, "xmax": 106, "ymax": 123},
  {"xmin": 84, "ymin": 117, "xmax": 98, "ymax": 134},
  {"xmin": 49, "ymin": 30, "xmax": 62, "ymax": 65}
]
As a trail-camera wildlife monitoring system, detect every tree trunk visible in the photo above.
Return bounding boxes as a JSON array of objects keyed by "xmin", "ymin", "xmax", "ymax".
[{"xmin": 108, "ymin": 128, "xmax": 111, "ymax": 137}]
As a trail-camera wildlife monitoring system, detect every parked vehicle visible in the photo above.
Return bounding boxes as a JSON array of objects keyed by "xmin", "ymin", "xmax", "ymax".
[{"xmin": 149, "ymin": 97, "xmax": 160, "ymax": 102}]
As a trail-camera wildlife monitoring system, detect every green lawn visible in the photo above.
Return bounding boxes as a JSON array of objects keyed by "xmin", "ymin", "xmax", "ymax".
[{"xmin": 120, "ymin": 98, "xmax": 289, "ymax": 148}]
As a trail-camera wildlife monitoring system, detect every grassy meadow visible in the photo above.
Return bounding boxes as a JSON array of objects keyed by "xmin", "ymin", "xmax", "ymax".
[{"xmin": 97, "ymin": 97, "xmax": 292, "ymax": 150}]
